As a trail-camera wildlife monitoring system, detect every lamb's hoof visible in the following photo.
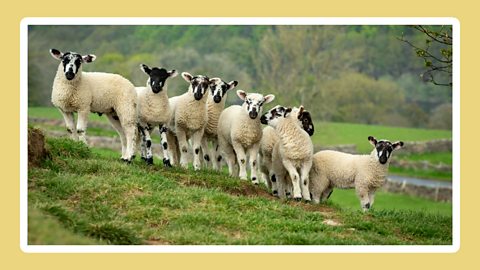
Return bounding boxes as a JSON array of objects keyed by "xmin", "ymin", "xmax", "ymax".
[
  {"xmin": 294, "ymin": 197, "xmax": 302, "ymax": 202},
  {"xmin": 272, "ymin": 190, "xmax": 278, "ymax": 197},
  {"xmin": 251, "ymin": 177, "xmax": 259, "ymax": 185},
  {"xmin": 163, "ymin": 158, "xmax": 172, "ymax": 168},
  {"xmin": 145, "ymin": 157, "xmax": 153, "ymax": 165},
  {"xmin": 141, "ymin": 156, "xmax": 147, "ymax": 161},
  {"xmin": 131, "ymin": 155, "xmax": 136, "ymax": 160},
  {"xmin": 121, "ymin": 158, "xmax": 132, "ymax": 164}
]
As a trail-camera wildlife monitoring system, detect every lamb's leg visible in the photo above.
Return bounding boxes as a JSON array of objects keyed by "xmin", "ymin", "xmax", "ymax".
[
  {"xmin": 356, "ymin": 186, "xmax": 371, "ymax": 212},
  {"xmin": 105, "ymin": 113, "xmax": 127, "ymax": 159},
  {"xmin": 200, "ymin": 136, "xmax": 211, "ymax": 168},
  {"xmin": 275, "ymin": 171, "xmax": 286, "ymax": 199},
  {"xmin": 248, "ymin": 144, "xmax": 260, "ymax": 184},
  {"xmin": 299, "ymin": 160, "xmax": 312, "ymax": 201},
  {"xmin": 123, "ymin": 123, "xmax": 137, "ymax": 162},
  {"xmin": 218, "ymin": 137, "xmax": 236, "ymax": 177},
  {"xmin": 282, "ymin": 160, "xmax": 302, "ymax": 200},
  {"xmin": 212, "ymin": 141, "xmax": 221, "ymax": 171},
  {"xmin": 232, "ymin": 142, "xmax": 247, "ymax": 180},
  {"xmin": 368, "ymin": 191, "xmax": 376, "ymax": 208},
  {"xmin": 138, "ymin": 125, "xmax": 153, "ymax": 165},
  {"xmin": 159, "ymin": 124, "xmax": 172, "ymax": 167},
  {"xmin": 166, "ymin": 131, "xmax": 179, "ymax": 166},
  {"xmin": 176, "ymin": 128, "xmax": 189, "ymax": 169},
  {"xmin": 76, "ymin": 110, "xmax": 89, "ymax": 144},
  {"xmin": 137, "ymin": 125, "xmax": 147, "ymax": 160},
  {"xmin": 191, "ymin": 129, "xmax": 204, "ymax": 171},
  {"xmin": 320, "ymin": 187, "xmax": 334, "ymax": 202},
  {"xmin": 59, "ymin": 110, "xmax": 78, "ymax": 140}
]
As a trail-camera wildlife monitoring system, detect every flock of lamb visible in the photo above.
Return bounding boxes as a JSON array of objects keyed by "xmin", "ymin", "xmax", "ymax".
[{"xmin": 48, "ymin": 48, "xmax": 404, "ymax": 211}]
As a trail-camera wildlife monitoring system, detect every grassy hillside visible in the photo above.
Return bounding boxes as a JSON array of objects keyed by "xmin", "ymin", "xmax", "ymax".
[{"xmin": 27, "ymin": 136, "xmax": 452, "ymax": 245}]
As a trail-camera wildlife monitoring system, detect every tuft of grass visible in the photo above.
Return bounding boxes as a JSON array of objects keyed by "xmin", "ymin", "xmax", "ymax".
[
  {"xmin": 27, "ymin": 137, "xmax": 452, "ymax": 245},
  {"xmin": 46, "ymin": 137, "xmax": 91, "ymax": 159}
]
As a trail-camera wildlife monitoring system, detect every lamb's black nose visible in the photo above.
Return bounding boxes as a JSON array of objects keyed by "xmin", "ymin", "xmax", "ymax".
[
  {"xmin": 65, "ymin": 71, "xmax": 75, "ymax": 80},
  {"xmin": 260, "ymin": 115, "xmax": 268, "ymax": 124},
  {"xmin": 213, "ymin": 95, "xmax": 222, "ymax": 103},
  {"xmin": 249, "ymin": 110, "xmax": 258, "ymax": 119},
  {"xmin": 194, "ymin": 92, "xmax": 203, "ymax": 100}
]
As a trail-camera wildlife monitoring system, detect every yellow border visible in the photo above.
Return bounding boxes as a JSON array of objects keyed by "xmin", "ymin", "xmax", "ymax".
[{"xmin": 4, "ymin": 0, "xmax": 475, "ymax": 269}]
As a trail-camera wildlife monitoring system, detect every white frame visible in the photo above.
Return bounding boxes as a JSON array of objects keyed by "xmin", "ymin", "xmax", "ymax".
[{"xmin": 20, "ymin": 17, "xmax": 460, "ymax": 253}]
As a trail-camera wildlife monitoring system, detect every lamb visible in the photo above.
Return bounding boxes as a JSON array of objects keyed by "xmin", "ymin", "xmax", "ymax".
[
  {"xmin": 167, "ymin": 72, "xmax": 211, "ymax": 170},
  {"xmin": 200, "ymin": 78, "xmax": 238, "ymax": 170},
  {"xmin": 135, "ymin": 64, "xmax": 178, "ymax": 165},
  {"xmin": 49, "ymin": 49, "xmax": 137, "ymax": 162},
  {"xmin": 264, "ymin": 106, "xmax": 314, "ymax": 201},
  {"xmin": 309, "ymin": 136, "xmax": 404, "ymax": 211},
  {"xmin": 259, "ymin": 105, "xmax": 315, "ymax": 194},
  {"xmin": 217, "ymin": 90, "xmax": 275, "ymax": 183}
]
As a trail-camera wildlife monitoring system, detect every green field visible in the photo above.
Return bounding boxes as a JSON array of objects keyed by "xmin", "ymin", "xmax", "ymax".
[
  {"xmin": 312, "ymin": 121, "xmax": 452, "ymax": 153},
  {"xmin": 28, "ymin": 106, "xmax": 453, "ymax": 180},
  {"xmin": 28, "ymin": 137, "xmax": 452, "ymax": 245}
]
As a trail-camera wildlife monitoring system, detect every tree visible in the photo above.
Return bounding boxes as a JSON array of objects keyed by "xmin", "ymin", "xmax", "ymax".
[{"xmin": 398, "ymin": 25, "xmax": 452, "ymax": 87}]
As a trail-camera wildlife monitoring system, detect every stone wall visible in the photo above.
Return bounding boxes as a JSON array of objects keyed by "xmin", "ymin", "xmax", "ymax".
[{"xmin": 382, "ymin": 179, "xmax": 452, "ymax": 202}]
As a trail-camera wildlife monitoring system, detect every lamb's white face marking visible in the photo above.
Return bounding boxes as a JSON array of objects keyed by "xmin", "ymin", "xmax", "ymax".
[{"xmin": 237, "ymin": 90, "xmax": 275, "ymax": 120}]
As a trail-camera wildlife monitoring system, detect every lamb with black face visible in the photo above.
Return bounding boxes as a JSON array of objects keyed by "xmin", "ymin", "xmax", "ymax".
[
  {"xmin": 141, "ymin": 64, "xmax": 176, "ymax": 94},
  {"xmin": 368, "ymin": 136, "xmax": 404, "ymax": 164}
]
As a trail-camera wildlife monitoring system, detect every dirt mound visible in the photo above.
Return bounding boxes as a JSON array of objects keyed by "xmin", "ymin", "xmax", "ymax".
[{"xmin": 28, "ymin": 127, "xmax": 49, "ymax": 167}]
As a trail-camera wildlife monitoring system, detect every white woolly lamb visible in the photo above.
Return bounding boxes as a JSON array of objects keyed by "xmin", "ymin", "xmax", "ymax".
[
  {"xmin": 135, "ymin": 64, "xmax": 178, "ymax": 166},
  {"xmin": 217, "ymin": 90, "xmax": 275, "ymax": 183},
  {"xmin": 167, "ymin": 72, "xmax": 211, "ymax": 170},
  {"xmin": 200, "ymin": 78, "xmax": 238, "ymax": 170},
  {"xmin": 49, "ymin": 49, "xmax": 137, "ymax": 162},
  {"xmin": 309, "ymin": 136, "xmax": 404, "ymax": 211},
  {"xmin": 265, "ymin": 106, "xmax": 314, "ymax": 201},
  {"xmin": 259, "ymin": 105, "xmax": 315, "ymax": 195}
]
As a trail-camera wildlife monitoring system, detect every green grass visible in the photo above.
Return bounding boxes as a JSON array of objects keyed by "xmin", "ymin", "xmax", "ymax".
[
  {"xmin": 27, "ymin": 137, "xmax": 452, "ymax": 245},
  {"xmin": 312, "ymin": 122, "xmax": 451, "ymax": 153},
  {"xmin": 29, "ymin": 106, "xmax": 109, "ymax": 124},
  {"xmin": 328, "ymin": 189, "xmax": 452, "ymax": 216},
  {"xmin": 397, "ymin": 152, "xmax": 452, "ymax": 165}
]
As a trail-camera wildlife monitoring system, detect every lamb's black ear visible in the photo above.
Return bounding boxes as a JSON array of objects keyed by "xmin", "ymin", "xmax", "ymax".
[
  {"xmin": 140, "ymin": 64, "xmax": 151, "ymax": 75},
  {"xmin": 82, "ymin": 54, "xmax": 96, "ymax": 63},
  {"xmin": 182, "ymin": 72, "xmax": 193, "ymax": 82},
  {"xmin": 227, "ymin": 80, "xmax": 238, "ymax": 90},
  {"xmin": 168, "ymin": 70, "xmax": 178, "ymax": 78},
  {"xmin": 284, "ymin": 107, "xmax": 293, "ymax": 117},
  {"xmin": 368, "ymin": 136, "xmax": 377, "ymax": 146},
  {"xmin": 392, "ymin": 141, "xmax": 404, "ymax": 150},
  {"xmin": 50, "ymin": 49, "xmax": 63, "ymax": 60},
  {"xmin": 298, "ymin": 105, "xmax": 305, "ymax": 120}
]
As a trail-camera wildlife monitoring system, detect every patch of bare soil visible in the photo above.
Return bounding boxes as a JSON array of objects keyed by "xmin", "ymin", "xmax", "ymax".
[{"xmin": 28, "ymin": 127, "xmax": 49, "ymax": 167}]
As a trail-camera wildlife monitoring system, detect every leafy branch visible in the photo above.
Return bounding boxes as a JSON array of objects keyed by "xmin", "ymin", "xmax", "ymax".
[{"xmin": 398, "ymin": 25, "xmax": 452, "ymax": 87}]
